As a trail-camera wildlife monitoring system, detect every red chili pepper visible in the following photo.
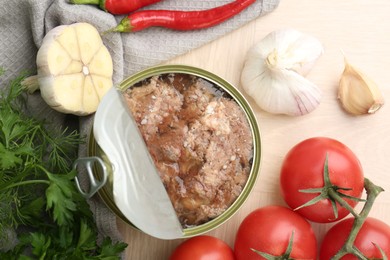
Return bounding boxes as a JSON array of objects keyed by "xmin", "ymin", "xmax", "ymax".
[
  {"xmin": 69, "ymin": 0, "xmax": 163, "ymax": 15},
  {"xmin": 109, "ymin": 0, "xmax": 256, "ymax": 33}
]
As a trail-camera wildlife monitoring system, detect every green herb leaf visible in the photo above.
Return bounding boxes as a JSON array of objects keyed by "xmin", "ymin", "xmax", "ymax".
[
  {"xmin": 98, "ymin": 237, "xmax": 128, "ymax": 259},
  {"xmin": 76, "ymin": 219, "xmax": 96, "ymax": 250},
  {"xmin": 18, "ymin": 197, "xmax": 45, "ymax": 225},
  {"xmin": 45, "ymin": 170, "xmax": 78, "ymax": 226},
  {"xmin": 30, "ymin": 232, "xmax": 51, "ymax": 259},
  {"xmin": 0, "ymin": 142, "xmax": 33, "ymax": 169}
]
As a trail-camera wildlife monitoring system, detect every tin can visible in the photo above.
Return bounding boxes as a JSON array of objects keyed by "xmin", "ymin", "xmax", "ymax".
[{"xmin": 77, "ymin": 65, "xmax": 261, "ymax": 239}]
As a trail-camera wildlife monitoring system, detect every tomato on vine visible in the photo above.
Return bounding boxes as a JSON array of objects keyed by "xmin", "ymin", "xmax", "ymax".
[
  {"xmin": 280, "ymin": 137, "xmax": 365, "ymax": 223},
  {"xmin": 320, "ymin": 217, "xmax": 390, "ymax": 259},
  {"xmin": 234, "ymin": 205, "xmax": 317, "ymax": 260}
]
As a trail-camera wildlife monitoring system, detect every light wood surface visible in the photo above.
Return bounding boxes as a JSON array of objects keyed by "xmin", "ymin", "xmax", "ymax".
[{"xmin": 118, "ymin": 0, "xmax": 390, "ymax": 259}]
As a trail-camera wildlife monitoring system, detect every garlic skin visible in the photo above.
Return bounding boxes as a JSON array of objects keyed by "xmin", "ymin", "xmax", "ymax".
[
  {"xmin": 338, "ymin": 59, "xmax": 384, "ymax": 115},
  {"xmin": 241, "ymin": 29, "xmax": 323, "ymax": 116},
  {"xmin": 33, "ymin": 23, "xmax": 113, "ymax": 116}
]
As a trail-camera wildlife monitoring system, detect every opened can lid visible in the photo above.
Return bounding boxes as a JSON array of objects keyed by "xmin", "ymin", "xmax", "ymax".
[{"xmin": 93, "ymin": 87, "xmax": 183, "ymax": 239}]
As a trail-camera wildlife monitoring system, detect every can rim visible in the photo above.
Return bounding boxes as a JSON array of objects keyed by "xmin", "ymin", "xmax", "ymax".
[{"xmin": 90, "ymin": 64, "xmax": 262, "ymax": 237}]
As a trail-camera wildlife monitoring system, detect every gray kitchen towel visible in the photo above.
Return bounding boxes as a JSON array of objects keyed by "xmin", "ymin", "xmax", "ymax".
[{"xmin": 0, "ymin": 0, "xmax": 279, "ymax": 248}]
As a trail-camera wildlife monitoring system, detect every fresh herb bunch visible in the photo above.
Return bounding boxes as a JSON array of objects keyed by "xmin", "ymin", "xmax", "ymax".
[{"xmin": 0, "ymin": 71, "xmax": 127, "ymax": 259}]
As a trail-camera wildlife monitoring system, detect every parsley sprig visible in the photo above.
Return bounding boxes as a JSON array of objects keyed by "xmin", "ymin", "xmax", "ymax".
[{"xmin": 0, "ymin": 72, "xmax": 127, "ymax": 259}]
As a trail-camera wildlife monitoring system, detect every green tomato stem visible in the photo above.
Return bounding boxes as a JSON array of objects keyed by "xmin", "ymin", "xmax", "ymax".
[
  {"xmin": 331, "ymin": 178, "xmax": 384, "ymax": 259},
  {"xmin": 296, "ymin": 154, "xmax": 385, "ymax": 259},
  {"xmin": 327, "ymin": 188, "xmax": 359, "ymax": 218},
  {"xmin": 252, "ymin": 230, "xmax": 295, "ymax": 260},
  {"xmin": 297, "ymin": 154, "xmax": 363, "ymax": 220}
]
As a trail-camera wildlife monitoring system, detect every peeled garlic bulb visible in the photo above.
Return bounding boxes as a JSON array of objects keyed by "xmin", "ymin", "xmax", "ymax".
[
  {"xmin": 241, "ymin": 29, "xmax": 323, "ymax": 116},
  {"xmin": 34, "ymin": 22, "xmax": 113, "ymax": 116},
  {"xmin": 338, "ymin": 58, "xmax": 384, "ymax": 115}
]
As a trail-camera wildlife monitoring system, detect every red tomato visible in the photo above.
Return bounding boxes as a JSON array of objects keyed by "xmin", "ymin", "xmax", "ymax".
[
  {"xmin": 280, "ymin": 137, "xmax": 364, "ymax": 223},
  {"xmin": 169, "ymin": 235, "xmax": 234, "ymax": 260},
  {"xmin": 234, "ymin": 205, "xmax": 317, "ymax": 260},
  {"xmin": 320, "ymin": 217, "xmax": 390, "ymax": 259}
]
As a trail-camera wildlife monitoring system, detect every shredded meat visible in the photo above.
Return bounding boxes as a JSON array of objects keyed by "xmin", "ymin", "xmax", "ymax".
[{"xmin": 124, "ymin": 73, "xmax": 253, "ymax": 227}]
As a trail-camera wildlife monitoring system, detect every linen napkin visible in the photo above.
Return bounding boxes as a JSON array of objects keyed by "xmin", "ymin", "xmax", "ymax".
[{"xmin": 0, "ymin": 0, "xmax": 280, "ymax": 250}]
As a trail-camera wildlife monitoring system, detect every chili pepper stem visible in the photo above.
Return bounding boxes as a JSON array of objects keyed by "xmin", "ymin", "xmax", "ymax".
[
  {"xmin": 103, "ymin": 17, "xmax": 133, "ymax": 35},
  {"xmin": 69, "ymin": 0, "xmax": 100, "ymax": 5},
  {"xmin": 331, "ymin": 178, "xmax": 384, "ymax": 259}
]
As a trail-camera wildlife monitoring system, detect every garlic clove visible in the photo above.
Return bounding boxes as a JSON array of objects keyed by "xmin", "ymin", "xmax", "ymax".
[
  {"xmin": 62, "ymin": 60, "xmax": 83, "ymax": 74},
  {"xmin": 83, "ymin": 75, "xmax": 101, "ymax": 112},
  {"xmin": 55, "ymin": 26, "xmax": 80, "ymax": 60},
  {"xmin": 276, "ymin": 70, "xmax": 321, "ymax": 116},
  {"xmin": 241, "ymin": 29, "xmax": 323, "ymax": 116},
  {"xmin": 88, "ymin": 47, "xmax": 114, "ymax": 77},
  {"xmin": 40, "ymin": 74, "xmax": 84, "ymax": 111},
  {"xmin": 338, "ymin": 59, "xmax": 384, "ymax": 115},
  {"xmin": 75, "ymin": 23, "xmax": 104, "ymax": 65},
  {"xmin": 39, "ymin": 39, "xmax": 73, "ymax": 76},
  {"xmin": 90, "ymin": 75, "xmax": 113, "ymax": 99}
]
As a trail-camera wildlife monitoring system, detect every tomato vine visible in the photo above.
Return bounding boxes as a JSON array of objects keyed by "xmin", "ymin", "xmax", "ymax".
[
  {"xmin": 280, "ymin": 137, "xmax": 389, "ymax": 259},
  {"xmin": 330, "ymin": 178, "xmax": 384, "ymax": 259}
]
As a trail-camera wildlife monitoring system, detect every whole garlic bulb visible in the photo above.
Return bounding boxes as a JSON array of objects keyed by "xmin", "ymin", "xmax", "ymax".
[
  {"xmin": 241, "ymin": 29, "xmax": 324, "ymax": 116},
  {"xmin": 32, "ymin": 23, "xmax": 113, "ymax": 116}
]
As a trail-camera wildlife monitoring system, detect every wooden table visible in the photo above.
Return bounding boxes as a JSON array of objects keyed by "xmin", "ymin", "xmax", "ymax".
[{"xmin": 118, "ymin": 0, "xmax": 390, "ymax": 258}]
